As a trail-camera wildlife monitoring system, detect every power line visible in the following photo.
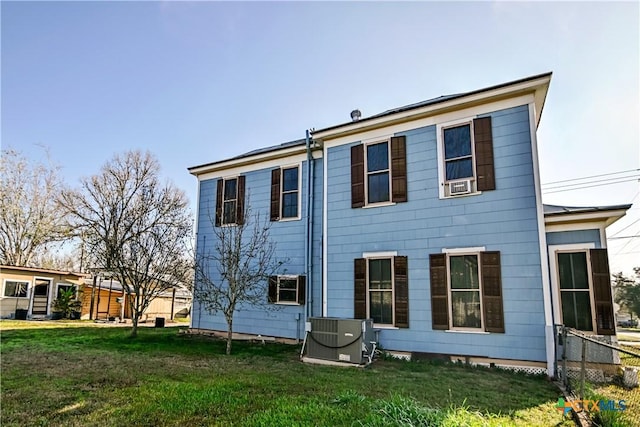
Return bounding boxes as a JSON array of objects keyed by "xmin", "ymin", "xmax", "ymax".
[
  {"xmin": 610, "ymin": 218, "xmax": 640, "ymax": 237},
  {"xmin": 541, "ymin": 173, "xmax": 640, "ymax": 190},
  {"xmin": 541, "ymin": 168, "xmax": 640, "ymax": 186},
  {"xmin": 543, "ymin": 177, "xmax": 640, "ymax": 194},
  {"xmin": 608, "ymin": 235, "xmax": 639, "ymax": 240}
]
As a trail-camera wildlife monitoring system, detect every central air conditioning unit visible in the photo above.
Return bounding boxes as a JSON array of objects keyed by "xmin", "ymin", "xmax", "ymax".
[
  {"xmin": 304, "ymin": 317, "xmax": 376, "ymax": 365},
  {"xmin": 449, "ymin": 179, "xmax": 471, "ymax": 195}
]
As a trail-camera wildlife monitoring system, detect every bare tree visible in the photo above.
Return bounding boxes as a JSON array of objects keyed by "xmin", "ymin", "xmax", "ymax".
[
  {"xmin": 60, "ymin": 150, "xmax": 192, "ymax": 337},
  {"xmin": 0, "ymin": 148, "xmax": 69, "ymax": 266},
  {"xmin": 194, "ymin": 202, "xmax": 285, "ymax": 355}
]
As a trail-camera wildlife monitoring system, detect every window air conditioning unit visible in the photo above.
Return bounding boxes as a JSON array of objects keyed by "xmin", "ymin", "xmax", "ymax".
[
  {"xmin": 304, "ymin": 317, "xmax": 376, "ymax": 365},
  {"xmin": 449, "ymin": 179, "xmax": 471, "ymax": 195}
]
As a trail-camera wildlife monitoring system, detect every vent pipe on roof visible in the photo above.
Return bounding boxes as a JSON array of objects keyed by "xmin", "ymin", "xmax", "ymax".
[{"xmin": 350, "ymin": 109, "xmax": 361, "ymax": 122}]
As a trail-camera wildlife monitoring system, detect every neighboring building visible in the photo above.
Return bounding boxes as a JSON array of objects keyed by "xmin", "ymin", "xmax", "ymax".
[
  {"xmin": 188, "ymin": 73, "xmax": 631, "ymax": 376},
  {"xmin": 0, "ymin": 265, "xmax": 191, "ymax": 322},
  {"xmin": 80, "ymin": 278, "xmax": 192, "ymax": 322},
  {"xmin": 0, "ymin": 265, "xmax": 87, "ymax": 318}
]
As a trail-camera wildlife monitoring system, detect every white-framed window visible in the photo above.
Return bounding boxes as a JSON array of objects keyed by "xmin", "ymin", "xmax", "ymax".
[
  {"xmin": 557, "ymin": 251, "xmax": 594, "ymax": 331},
  {"xmin": 448, "ymin": 253, "xmax": 482, "ymax": 330},
  {"xmin": 268, "ymin": 275, "xmax": 305, "ymax": 305},
  {"xmin": 355, "ymin": 252, "xmax": 408, "ymax": 328},
  {"xmin": 430, "ymin": 248, "xmax": 504, "ymax": 333},
  {"xmin": 365, "ymin": 141, "xmax": 391, "ymax": 205},
  {"xmin": 281, "ymin": 166, "xmax": 300, "ymax": 219},
  {"xmin": 367, "ymin": 257, "xmax": 394, "ymax": 325},
  {"xmin": 55, "ymin": 283, "xmax": 77, "ymax": 299},
  {"xmin": 443, "ymin": 123, "xmax": 475, "ymax": 182},
  {"xmin": 222, "ymin": 177, "xmax": 238, "ymax": 225},
  {"xmin": 436, "ymin": 116, "xmax": 495, "ymax": 198},
  {"xmin": 3, "ymin": 280, "xmax": 29, "ymax": 298}
]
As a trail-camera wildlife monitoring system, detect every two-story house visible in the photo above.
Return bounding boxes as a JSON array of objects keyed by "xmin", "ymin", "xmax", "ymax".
[{"xmin": 188, "ymin": 72, "xmax": 630, "ymax": 376}]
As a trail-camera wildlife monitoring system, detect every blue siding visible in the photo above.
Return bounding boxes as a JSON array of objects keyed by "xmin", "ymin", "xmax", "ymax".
[
  {"xmin": 192, "ymin": 158, "xmax": 324, "ymax": 340},
  {"xmin": 325, "ymin": 104, "xmax": 547, "ymax": 362},
  {"xmin": 546, "ymin": 229, "xmax": 601, "ymax": 248}
]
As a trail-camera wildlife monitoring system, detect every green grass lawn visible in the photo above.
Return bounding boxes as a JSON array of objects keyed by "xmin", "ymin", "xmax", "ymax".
[
  {"xmin": 588, "ymin": 345, "xmax": 640, "ymax": 427},
  {"xmin": 1, "ymin": 320, "xmax": 573, "ymax": 426}
]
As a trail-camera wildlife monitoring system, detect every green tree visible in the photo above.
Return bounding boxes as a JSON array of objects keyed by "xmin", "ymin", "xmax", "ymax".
[{"xmin": 614, "ymin": 267, "xmax": 640, "ymax": 320}]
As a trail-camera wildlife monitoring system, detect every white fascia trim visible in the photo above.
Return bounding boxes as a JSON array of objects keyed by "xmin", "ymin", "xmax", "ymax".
[
  {"xmin": 189, "ymin": 143, "xmax": 319, "ymax": 176},
  {"xmin": 442, "ymin": 246, "xmax": 485, "ymax": 254},
  {"xmin": 544, "ymin": 209, "xmax": 629, "ymax": 227},
  {"xmin": 195, "ymin": 152, "xmax": 312, "ymax": 182},
  {"xmin": 545, "ymin": 223, "xmax": 605, "ymax": 233},
  {"xmin": 528, "ymin": 103, "xmax": 554, "ymax": 377},
  {"xmin": 322, "ymin": 143, "xmax": 328, "ymax": 317},
  {"xmin": 362, "ymin": 251, "xmax": 398, "ymax": 258},
  {"xmin": 314, "ymin": 77, "xmax": 550, "ymax": 141},
  {"xmin": 323, "ymin": 95, "xmax": 533, "ymax": 150}
]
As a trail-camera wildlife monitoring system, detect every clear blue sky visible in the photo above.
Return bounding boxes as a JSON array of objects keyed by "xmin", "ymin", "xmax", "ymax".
[{"xmin": 2, "ymin": 1, "xmax": 638, "ymax": 274}]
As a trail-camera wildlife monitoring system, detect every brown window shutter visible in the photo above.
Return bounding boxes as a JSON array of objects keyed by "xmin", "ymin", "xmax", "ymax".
[
  {"xmin": 354, "ymin": 258, "xmax": 367, "ymax": 319},
  {"xmin": 481, "ymin": 251, "xmax": 505, "ymax": 333},
  {"xmin": 351, "ymin": 145, "xmax": 365, "ymax": 208},
  {"xmin": 394, "ymin": 256, "xmax": 409, "ymax": 328},
  {"xmin": 215, "ymin": 179, "xmax": 223, "ymax": 227},
  {"xmin": 590, "ymin": 248, "xmax": 615, "ymax": 335},
  {"xmin": 297, "ymin": 275, "xmax": 306, "ymax": 305},
  {"xmin": 429, "ymin": 253, "xmax": 449, "ymax": 330},
  {"xmin": 236, "ymin": 175, "xmax": 246, "ymax": 225},
  {"xmin": 270, "ymin": 169, "xmax": 281, "ymax": 221},
  {"xmin": 391, "ymin": 136, "xmax": 407, "ymax": 203},
  {"xmin": 268, "ymin": 276, "xmax": 277, "ymax": 303},
  {"xmin": 474, "ymin": 117, "xmax": 495, "ymax": 191}
]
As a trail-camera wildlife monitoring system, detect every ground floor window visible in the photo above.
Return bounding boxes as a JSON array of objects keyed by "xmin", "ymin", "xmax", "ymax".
[
  {"xmin": 449, "ymin": 254, "xmax": 482, "ymax": 329},
  {"xmin": 354, "ymin": 255, "xmax": 409, "ymax": 328},
  {"xmin": 268, "ymin": 275, "xmax": 305, "ymax": 305},
  {"xmin": 558, "ymin": 251, "xmax": 593, "ymax": 331},
  {"xmin": 3, "ymin": 280, "xmax": 29, "ymax": 298},
  {"xmin": 430, "ymin": 250, "xmax": 504, "ymax": 333}
]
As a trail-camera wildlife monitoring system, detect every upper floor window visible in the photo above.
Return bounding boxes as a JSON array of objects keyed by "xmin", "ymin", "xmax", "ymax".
[
  {"xmin": 366, "ymin": 142, "xmax": 390, "ymax": 204},
  {"xmin": 437, "ymin": 117, "xmax": 495, "ymax": 198},
  {"xmin": 351, "ymin": 136, "xmax": 407, "ymax": 208},
  {"xmin": 271, "ymin": 165, "xmax": 300, "ymax": 221},
  {"xmin": 223, "ymin": 178, "xmax": 238, "ymax": 225},
  {"xmin": 3, "ymin": 280, "xmax": 29, "ymax": 298},
  {"xmin": 430, "ymin": 249, "xmax": 504, "ymax": 333},
  {"xmin": 215, "ymin": 176, "xmax": 245, "ymax": 226},
  {"xmin": 444, "ymin": 124, "xmax": 474, "ymax": 182}
]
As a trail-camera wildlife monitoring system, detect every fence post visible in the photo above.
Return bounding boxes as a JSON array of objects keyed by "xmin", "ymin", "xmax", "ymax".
[
  {"xmin": 580, "ymin": 338, "xmax": 586, "ymax": 402},
  {"xmin": 561, "ymin": 326, "xmax": 569, "ymax": 389}
]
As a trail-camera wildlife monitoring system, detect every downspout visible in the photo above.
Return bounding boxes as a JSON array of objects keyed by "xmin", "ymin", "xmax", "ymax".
[{"xmin": 305, "ymin": 129, "xmax": 314, "ymax": 320}]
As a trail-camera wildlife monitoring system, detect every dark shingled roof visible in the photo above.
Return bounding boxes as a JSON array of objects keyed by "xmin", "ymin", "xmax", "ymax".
[
  {"xmin": 543, "ymin": 204, "xmax": 632, "ymax": 216},
  {"xmin": 188, "ymin": 138, "xmax": 306, "ymax": 172},
  {"xmin": 189, "ymin": 72, "xmax": 552, "ymax": 173}
]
